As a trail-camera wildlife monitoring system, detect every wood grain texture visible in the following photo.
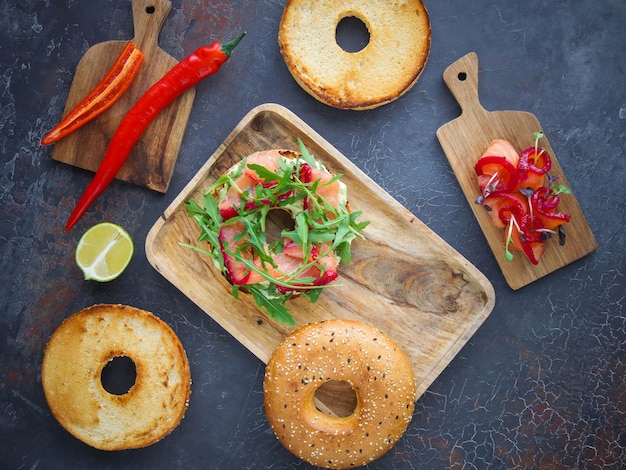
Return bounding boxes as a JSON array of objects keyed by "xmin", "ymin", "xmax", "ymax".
[
  {"xmin": 437, "ymin": 52, "xmax": 597, "ymax": 290},
  {"xmin": 145, "ymin": 103, "xmax": 495, "ymax": 407},
  {"xmin": 51, "ymin": 0, "xmax": 195, "ymax": 193}
]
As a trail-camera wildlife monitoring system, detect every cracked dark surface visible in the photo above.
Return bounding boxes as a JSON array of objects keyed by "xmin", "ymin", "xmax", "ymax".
[{"xmin": 1, "ymin": 0, "xmax": 624, "ymax": 468}]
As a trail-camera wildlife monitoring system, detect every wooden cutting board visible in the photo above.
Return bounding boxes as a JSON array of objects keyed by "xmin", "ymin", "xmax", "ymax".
[
  {"xmin": 437, "ymin": 52, "xmax": 597, "ymax": 290},
  {"xmin": 146, "ymin": 103, "xmax": 496, "ymax": 412},
  {"xmin": 51, "ymin": 0, "xmax": 195, "ymax": 193}
]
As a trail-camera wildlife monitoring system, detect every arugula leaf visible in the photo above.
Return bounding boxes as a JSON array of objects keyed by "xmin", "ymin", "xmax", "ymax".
[
  {"xmin": 246, "ymin": 163, "xmax": 279, "ymax": 182},
  {"xmin": 302, "ymin": 287, "xmax": 323, "ymax": 304},
  {"xmin": 297, "ymin": 138, "xmax": 316, "ymax": 167},
  {"xmin": 249, "ymin": 286, "xmax": 296, "ymax": 325}
]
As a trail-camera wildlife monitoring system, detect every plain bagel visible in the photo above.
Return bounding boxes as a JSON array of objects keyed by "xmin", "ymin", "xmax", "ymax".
[
  {"xmin": 278, "ymin": 0, "xmax": 431, "ymax": 110},
  {"xmin": 264, "ymin": 319, "xmax": 417, "ymax": 469},
  {"xmin": 41, "ymin": 304, "xmax": 191, "ymax": 450}
]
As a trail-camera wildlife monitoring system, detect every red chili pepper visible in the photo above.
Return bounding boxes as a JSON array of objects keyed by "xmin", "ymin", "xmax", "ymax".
[
  {"xmin": 41, "ymin": 41, "xmax": 144, "ymax": 145},
  {"xmin": 65, "ymin": 33, "xmax": 245, "ymax": 231}
]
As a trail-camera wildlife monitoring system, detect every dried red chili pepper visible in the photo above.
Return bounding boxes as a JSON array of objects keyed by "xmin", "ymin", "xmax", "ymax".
[
  {"xmin": 65, "ymin": 33, "xmax": 245, "ymax": 231},
  {"xmin": 41, "ymin": 41, "xmax": 144, "ymax": 145}
]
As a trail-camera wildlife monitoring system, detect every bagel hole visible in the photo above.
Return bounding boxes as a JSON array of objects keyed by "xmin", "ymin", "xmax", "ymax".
[
  {"xmin": 335, "ymin": 16, "xmax": 370, "ymax": 53},
  {"xmin": 314, "ymin": 380, "xmax": 357, "ymax": 418},
  {"xmin": 265, "ymin": 209, "xmax": 296, "ymax": 246},
  {"xmin": 101, "ymin": 356, "xmax": 136, "ymax": 395}
]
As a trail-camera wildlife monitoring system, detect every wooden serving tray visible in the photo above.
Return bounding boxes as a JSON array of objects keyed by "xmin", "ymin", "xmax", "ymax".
[
  {"xmin": 146, "ymin": 103, "xmax": 495, "ymax": 405},
  {"xmin": 437, "ymin": 53, "xmax": 597, "ymax": 289}
]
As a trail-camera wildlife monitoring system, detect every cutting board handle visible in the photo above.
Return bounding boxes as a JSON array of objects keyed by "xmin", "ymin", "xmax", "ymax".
[
  {"xmin": 131, "ymin": 0, "xmax": 172, "ymax": 53},
  {"xmin": 442, "ymin": 52, "xmax": 484, "ymax": 115}
]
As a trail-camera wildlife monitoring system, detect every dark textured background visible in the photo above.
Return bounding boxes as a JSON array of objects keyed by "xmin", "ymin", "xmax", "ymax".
[{"xmin": 1, "ymin": 0, "xmax": 625, "ymax": 468}]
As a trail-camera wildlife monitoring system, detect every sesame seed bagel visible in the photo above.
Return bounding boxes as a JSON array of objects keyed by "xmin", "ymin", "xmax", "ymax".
[
  {"xmin": 264, "ymin": 319, "xmax": 416, "ymax": 468},
  {"xmin": 278, "ymin": 0, "xmax": 431, "ymax": 110},
  {"xmin": 41, "ymin": 304, "xmax": 191, "ymax": 450}
]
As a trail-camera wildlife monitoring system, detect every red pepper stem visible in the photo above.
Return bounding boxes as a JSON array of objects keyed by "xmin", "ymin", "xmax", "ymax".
[{"xmin": 221, "ymin": 32, "xmax": 246, "ymax": 59}]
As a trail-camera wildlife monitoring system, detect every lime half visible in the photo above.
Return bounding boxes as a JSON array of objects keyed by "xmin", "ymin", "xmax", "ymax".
[{"xmin": 75, "ymin": 222, "xmax": 134, "ymax": 282}]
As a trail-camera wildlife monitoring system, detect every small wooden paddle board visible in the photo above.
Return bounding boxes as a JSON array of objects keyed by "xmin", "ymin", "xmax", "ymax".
[
  {"xmin": 51, "ymin": 0, "xmax": 195, "ymax": 193},
  {"xmin": 437, "ymin": 52, "xmax": 597, "ymax": 289}
]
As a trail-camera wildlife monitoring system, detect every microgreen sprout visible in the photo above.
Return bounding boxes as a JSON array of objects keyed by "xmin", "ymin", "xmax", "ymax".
[
  {"xmin": 552, "ymin": 183, "xmax": 572, "ymax": 195},
  {"xmin": 504, "ymin": 217, "xmax": 515, "ymax": 261},
  {"xmin": 519, "ymin": 186, "xmax": 535, "ymax": 221},
  {"xmin": 533, "ymin": 131, "xmax": 544, "ymax": 151}
]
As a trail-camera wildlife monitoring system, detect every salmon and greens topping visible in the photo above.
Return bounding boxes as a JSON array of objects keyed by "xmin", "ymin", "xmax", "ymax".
[{"xmin": 185, "ymin": 140, "xmax": 368, "ymax": 325}]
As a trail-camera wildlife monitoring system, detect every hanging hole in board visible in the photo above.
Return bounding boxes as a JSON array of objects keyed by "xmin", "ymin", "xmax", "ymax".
[
  {"xmin": 146, "ymin": 5, "xmax": 155, "ymax": 14},
  {"xmin": 458, "ymin": 72, "xmax": 467, "ymax": 81}
]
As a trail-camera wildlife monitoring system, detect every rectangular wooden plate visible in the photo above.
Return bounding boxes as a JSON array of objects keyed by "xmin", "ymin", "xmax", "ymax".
[
  {"xmin": 437, "ymin": 53, "xmax": 597, "ymax": 289},
  {"xmin": 145, "ymin": 103, "xmax": 495, "ymax": 403}
]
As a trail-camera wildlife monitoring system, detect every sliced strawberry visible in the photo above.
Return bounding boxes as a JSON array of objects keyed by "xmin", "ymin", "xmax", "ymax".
[
  {"xmin": 298, "ymin": 162, "xmax": 313, "ymax": 183},
  {"xmin": 315, "ymin": 268, "xmax": 339, "ymax": 286}
]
